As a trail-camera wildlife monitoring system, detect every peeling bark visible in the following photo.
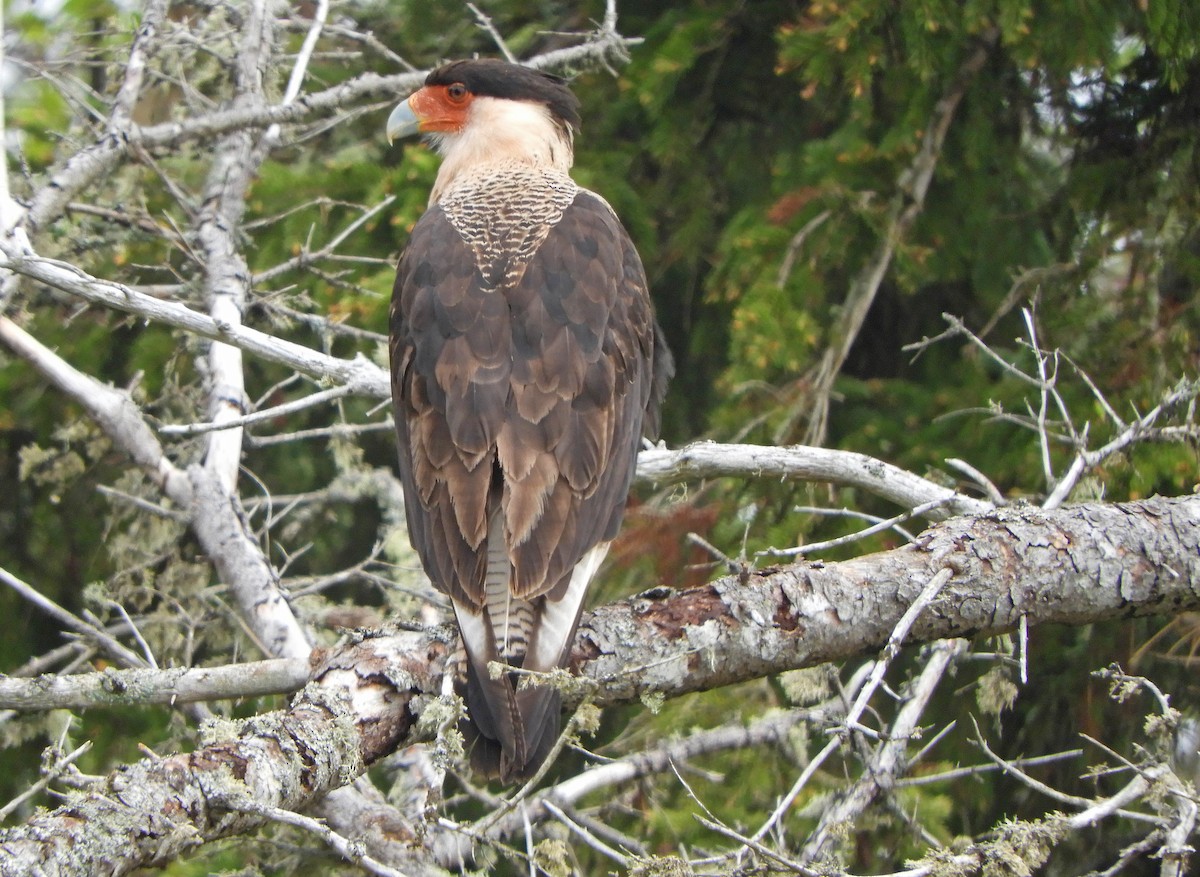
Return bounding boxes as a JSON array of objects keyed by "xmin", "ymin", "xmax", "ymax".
[{"xmin": 577, "ymin": 496, "xmax": 1200, "ymax": 704}]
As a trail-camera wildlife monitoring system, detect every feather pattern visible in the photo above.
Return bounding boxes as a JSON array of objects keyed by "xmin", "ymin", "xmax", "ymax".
[{"xmin": 390, "ymin": 67, "xmax": 672, "ymax": 782}]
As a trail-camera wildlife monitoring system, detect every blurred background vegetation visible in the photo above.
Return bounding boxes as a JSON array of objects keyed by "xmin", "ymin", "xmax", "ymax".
[{"xmin": 2, "ymin": 0, "xmax": 1199, "ymax": 873}]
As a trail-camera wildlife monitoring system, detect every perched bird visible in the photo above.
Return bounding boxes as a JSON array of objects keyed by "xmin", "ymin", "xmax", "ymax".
[{"xmin": 386, "ymin": 59, "xmax": 672, "ymax": 782}]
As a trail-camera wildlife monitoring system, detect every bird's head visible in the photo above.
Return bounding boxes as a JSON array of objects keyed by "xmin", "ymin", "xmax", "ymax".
[{"xmin": 387, "ymin": 59, "xmax": 581, "ymax": 196}]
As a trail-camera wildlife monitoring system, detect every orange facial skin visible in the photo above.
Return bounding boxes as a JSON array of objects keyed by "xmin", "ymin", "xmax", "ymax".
[{"xmin": 407, "ymin": 84, "xmax": 475, "ymax": 134}]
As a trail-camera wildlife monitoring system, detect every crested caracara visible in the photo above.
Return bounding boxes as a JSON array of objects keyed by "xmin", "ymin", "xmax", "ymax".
[{"xmin": 387, "ymin": 58, "xmax": 672, "ymax": 782}]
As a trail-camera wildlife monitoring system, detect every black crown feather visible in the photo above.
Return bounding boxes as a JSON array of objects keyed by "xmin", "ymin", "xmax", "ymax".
[{"xmin": 425, "ymin": 59, "xmax": 582, "ymax": 132}]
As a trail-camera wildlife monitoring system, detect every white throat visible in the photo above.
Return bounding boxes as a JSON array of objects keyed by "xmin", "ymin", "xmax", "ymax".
[{"xmin": 427, "ymin": 97, "xmax": 575, "ymax": 204}]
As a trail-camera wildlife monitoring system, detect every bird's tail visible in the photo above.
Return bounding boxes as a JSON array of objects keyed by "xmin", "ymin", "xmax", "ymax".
[
  {"xmin": 452, "ymin": 514, "xmax": 608, "ymax": 783},
  {"xmin": 454, "ymin": 596, "xmax": 567, "ymax": 782},
  {"xmin": 460, "ymin": 664, "xmax": 562, "ymax": 783}
]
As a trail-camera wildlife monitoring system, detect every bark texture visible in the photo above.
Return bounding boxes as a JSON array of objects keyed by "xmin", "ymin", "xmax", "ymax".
[
  {"xmin": 576, "ymin": 495, "xmax": 1200, "ymax": 704},
  {"xmin": 2, "ymin": 495, "xmax": 1197, "ymax": 875},
  {"xmin": 0, "ymin": 631, "xmax": 448, "ymax": 876}
]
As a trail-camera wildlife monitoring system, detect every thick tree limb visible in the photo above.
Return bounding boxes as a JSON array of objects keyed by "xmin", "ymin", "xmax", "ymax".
[
  {"xmin": 576, "ymin": 496, "xmax": 1200, "ymax": 705},
  {"xmin": 3, "ymin": 495, "xmax": 1197, "ymax": 875},
  {"xmin": 0, "ymin": 630, "xmax": 445, "ymax": 877}
]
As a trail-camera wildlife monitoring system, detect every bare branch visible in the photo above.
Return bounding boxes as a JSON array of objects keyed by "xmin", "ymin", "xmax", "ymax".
[
  {"xmin": 160, "ymin": 382, "xmax": 360, "ymax": 437},
  {"xmin": 637, "ymin": 441, "xmax": 992, "ymax": 518},
  {"xmin": 468, "ymin": 3, "xmax": 518, "ymax": 64},
  {"xmin": 543, "ymin": 800, "xmax": 629, "ymax": 867},
  {"xmin": 906, "ymin": 312, "xmax": 1051, "ymax": 389},
  {"xmin": 188, "ymin": 465, "xmax": 312, "ymax": 659},
  {"xmin": 0, "ymin": 566, "xmax": 149, "ymax": 670},
  {"xmin": 227, "ymin": 796, "xmax": 411, "ymax": 877},
  {"xmin": 0, "ymin": 247, "xmax": 392, "ymax": 396},
  {"xmin": 969, "ymin": 717, "xmax": 1154, "ymax": 820},
  {"xmin": 280, "ymin": 0, "xmax": 330, "ymax": 106},
  {"xmin": 481, "ymin": 705, "xmax": 828, "ymax": 847},
  {"xmin": 107, "ymin": 0, "xmax": 169, "ymax": 132},
  {"xmin": 944, "ymin": 457, "xmax": 1007, "ymax": 505},
  {"xmin": 252, "ymin": 195, "xmax": 395, "ymax": 284},
  {"xmin": 894, "ymin": 749, "xmax": 1085, "ymax": 788},
  {"xmin": 776, "ymin": 208, "xmax": 832, "ymax": 289},
  {"xmin": 764, "ymin": 496, "xmax": 961, "ymax": 558},
  {"xmin": 838, "ymin": 569, "xmax": 955, "ymax": 737},
  {"xmin": 1043, "ymin": 377, "xmax": 1200, "ymax": 510},
  {"xmin": 0, "ymin": 658, "xmax": 309, "ymax": 711}
]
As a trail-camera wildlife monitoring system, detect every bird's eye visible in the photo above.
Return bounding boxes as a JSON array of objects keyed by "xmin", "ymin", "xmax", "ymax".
[{"xmin": 446, "ymin": 83, "xmax": 468, "ymax": 102}]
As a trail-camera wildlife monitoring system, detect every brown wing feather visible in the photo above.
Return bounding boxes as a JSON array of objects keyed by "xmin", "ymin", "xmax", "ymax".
[
  {"xmin": 391, "ymin": 193, "xmax": 658, "ymax": 605},
  {"xmin": 502, "ymin": 192, "xmax": 660, "ymax": 599},
  {"xmin": 390, "ymin": 189, "xmax": 670, "ymax": 780},
  {"xmin": 391, "ymin": 205, "xmax": 504, "ymax": 606}
]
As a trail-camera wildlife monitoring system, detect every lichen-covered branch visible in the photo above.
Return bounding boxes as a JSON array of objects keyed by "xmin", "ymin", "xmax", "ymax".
[
  {"xmin": 576, "ymin": 496, "xmax": 1200, "ymax": 705},
  {"xmin": 0, "ymin": 630, "xmax": 446, "ymax": 877},
  {"xmin": 4, "ymin": 495, "xmax": 1197, "ymax": 874},
  {"xmin": 181, "ymin": 0, "xmax": 313, "ymax": 660},
  {"xmin": 187, "ymin": 465, "xmax": 311, "ymax": 658},
  {"xmin": 0, "ymin": 658, "xmax": 309, "ymax": 710},
  {"xmin": 0, "ymin": 293, "xmax": 311, "ymax": 661},
  {"xmin": 799, "ymin": 638, "xmax": 969, "ymax": 863},
  {"xmin": 0, "ymin": 315, "xmax": 191, "ymax": 499}
]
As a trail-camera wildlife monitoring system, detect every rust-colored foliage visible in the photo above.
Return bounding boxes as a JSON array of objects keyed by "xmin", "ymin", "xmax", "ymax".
[{"xmin": 610, "ymin": 498, "xmax": 722, "ymax": 590}]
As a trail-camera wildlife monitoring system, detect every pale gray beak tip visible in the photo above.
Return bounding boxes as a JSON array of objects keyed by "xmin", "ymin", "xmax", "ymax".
[{"xmin": 386, "ymin": 97, "xmax": 420, "ymax": 145}]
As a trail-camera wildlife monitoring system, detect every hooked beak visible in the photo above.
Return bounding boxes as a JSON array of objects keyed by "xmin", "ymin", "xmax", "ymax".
[{"xmin": 386, "ymin": 97, "xmax": 421, "ymax": 145}]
